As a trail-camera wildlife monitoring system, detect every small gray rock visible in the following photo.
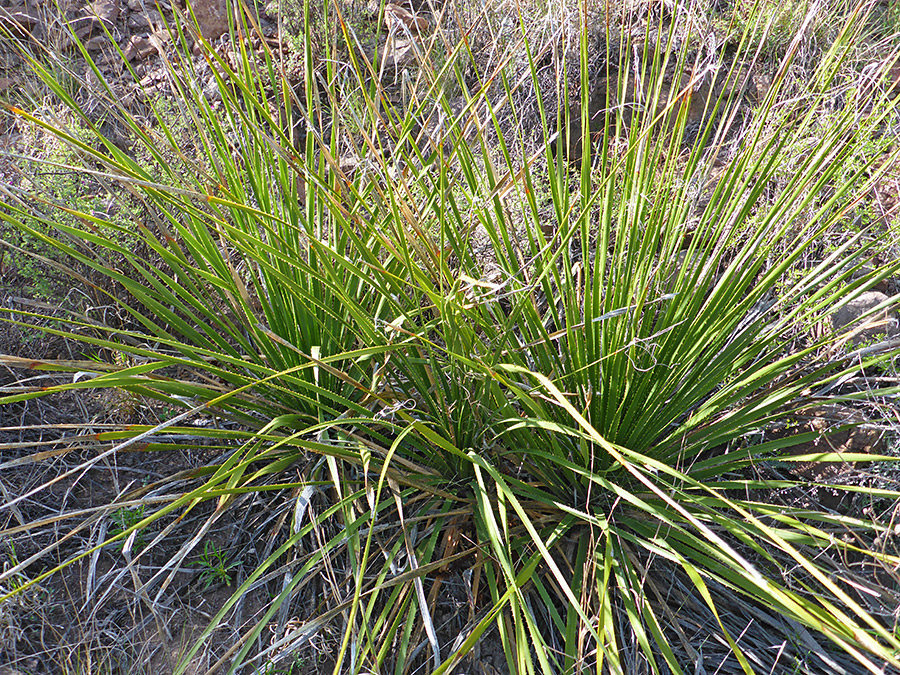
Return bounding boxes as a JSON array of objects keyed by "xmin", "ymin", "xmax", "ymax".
[
  {"xmin": 122, "ymin": 33, "xmax": 154, "ymax": 61},
  {"xmin": 0, "ymin": 7, "xmax": 42, "ymax": 37},
  {"xmin": 832, "ymin": 290, "xmax": 899, "ymax": 345},
  {"xmin": 191, "ymin": 0, "xmax": 229, "ymax": 40},
  {"xmin": 127, "ymin": 12, "xmax": 149, "ymax": 30},
  {"xmin": 84, "ymin": 34, "xmax": 107, "ymax": 50},
  {"xmin": 88, "ymin": 0, "xmax": 119, "ymax": 25},
  {"xmin": 203, "ymin": 74, "xmax": 222, "ymax": 102}
]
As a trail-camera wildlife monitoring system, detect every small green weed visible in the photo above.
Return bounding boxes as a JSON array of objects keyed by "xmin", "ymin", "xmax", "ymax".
[
  {"xmin": 107, "ymin": 505, "xmax": 147, "ymax": 553},
  {"xmin": 191, "ymin": 541, "xmax": 240, "ymax": 590},
  {"xmin": 3, "ymin": 542, "xmax": 29, "ymax": 594},
  {"xmin": 261, "ymin": 656, "xmax": 307, "ymax": 675}
]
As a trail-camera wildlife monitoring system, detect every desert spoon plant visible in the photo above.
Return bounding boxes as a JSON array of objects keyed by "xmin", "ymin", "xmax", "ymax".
[{"xmin": 1, "ymin": 0, "xmax": 900, "ymax": 672}]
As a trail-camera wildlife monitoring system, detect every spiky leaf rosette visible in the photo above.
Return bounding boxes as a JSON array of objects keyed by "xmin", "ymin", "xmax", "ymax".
[{"xmin": 1, "ymin": 0, "xmax": 900, "ymax": 673}]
